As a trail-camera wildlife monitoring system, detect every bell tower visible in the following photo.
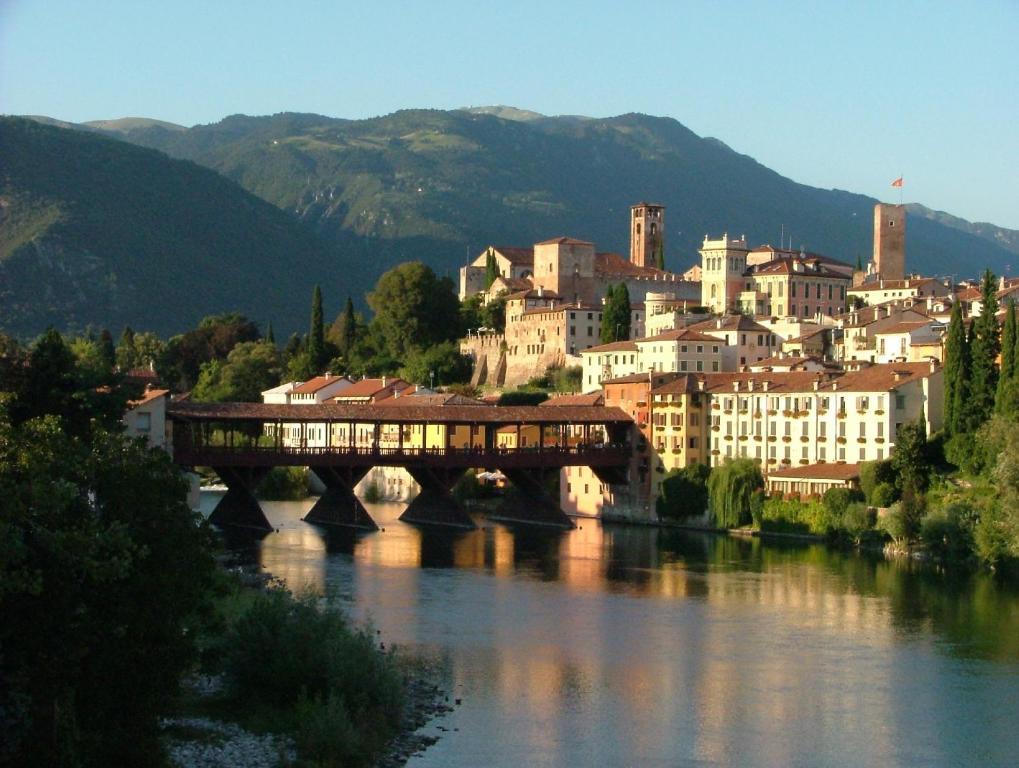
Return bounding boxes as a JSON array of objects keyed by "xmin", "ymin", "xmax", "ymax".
[
  {"xmin": 630, "ymin": 202, "xmax": 665, "ymax": 269},
  {"xmin": 699, "ymin": 233, "xmax": 749, "ymax": 313},
  {"xmin": 873, "ymin": 203, "xmax": 905, "ymax": 281}
]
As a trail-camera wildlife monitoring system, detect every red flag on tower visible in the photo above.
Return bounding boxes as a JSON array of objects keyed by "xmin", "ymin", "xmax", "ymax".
[{"xmin": 891, "ymin": 177, "xmax": 904, "ymax": 188}]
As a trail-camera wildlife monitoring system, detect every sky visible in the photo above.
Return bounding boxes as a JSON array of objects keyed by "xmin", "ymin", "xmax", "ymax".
[{"xmin": 3, "ymin": 0, "xmax": 1018, "ymax": 228}]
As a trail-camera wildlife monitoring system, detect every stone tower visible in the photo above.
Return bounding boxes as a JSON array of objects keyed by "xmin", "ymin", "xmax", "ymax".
[
  {"xmin": 699, "ymin": 233, "xmax": 749, "ymax": 313},
  {"xmin": 873, "ymin": 203, "xmax": 905, "ymax": 281},
  {"xmin": 630, "ymin": 203, "xmax": 665, "ymax": 269},
  {"xmin": 532, "ymin": 237, "xmax": 596, "ymax": 305}
]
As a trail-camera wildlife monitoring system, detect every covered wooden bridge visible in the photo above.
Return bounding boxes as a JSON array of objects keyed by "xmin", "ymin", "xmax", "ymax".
[{"xmin": 168, "ymin": 401, "xmax": 635, "ymax": 532}]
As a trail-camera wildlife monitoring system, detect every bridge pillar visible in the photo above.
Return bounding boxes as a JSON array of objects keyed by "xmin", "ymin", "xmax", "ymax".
[
  {"xmin": 305, "ymin": 467, "xmax": 378, "ymax": 530},
  {"xmin": 494, "ymin": 468, "xmax": 575, "ymax": 529},
  {"xmin": 400, "ymin": 467, "xmax": 476, "ymax": 529},
  {"xmin": 210, "ymin": 466, "xmax": 273, "ymax": 532}
]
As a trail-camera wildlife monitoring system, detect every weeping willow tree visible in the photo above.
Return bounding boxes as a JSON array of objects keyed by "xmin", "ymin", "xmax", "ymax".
[{"xmin": 707, "ymin": 458, "xmax": 764, "ymax": 528}]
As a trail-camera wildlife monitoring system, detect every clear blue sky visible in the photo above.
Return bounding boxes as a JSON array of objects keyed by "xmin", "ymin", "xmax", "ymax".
[{"xmin": 3, "ymin": 0, "xmax": 1017, "ymax": 228}]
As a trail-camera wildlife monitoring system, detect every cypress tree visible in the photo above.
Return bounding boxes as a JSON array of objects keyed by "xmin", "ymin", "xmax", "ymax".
[
  {"xmin": 600, "ymin": 284, "xmax": 631, "ymax": 344},
  {"xmin": 855, "ymin": 254, "xmax": 863, "ymax": 272},
  {"xmin": 969, "ymin": 270, "xmax": 1000, "ymax": 425},
  {"xmin": 98, "ymin": 328, "xmax": 116, "ymax": 372},
  {"xmin": 996, "ymin": 299, "xmax": 1017, "ymax": 413},
  {"xmin": 340, "ymin": 296, "xmax": 357, "ymax": 355},
  {"xmin": 943, "ymin": 301, "xmax": 966, "ymax": 432},
  {"xmin": 653, "ymin": 239, "xmax": 665, "ymax": 271},
  {"xmin": 308, "ymin": 285, "xmax": 325, "ymax": 371},
  {"xmin": 485, "ymin": 251, "xmax": 499, "ymax": 289},
  {"xmin": 265, "ymin": 321, "xmax": 275, "ymax": 345}
]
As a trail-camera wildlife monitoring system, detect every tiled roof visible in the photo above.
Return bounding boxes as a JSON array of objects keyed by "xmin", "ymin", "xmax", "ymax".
[
  {"xmin": 831, "ymin": 362, "xmax": 939, "ymax": 392},
  {"xmin": 872, "ymin": 320, "xmax": 938, "ymax": 336},
  {"xmin": 688, "ymin": 314, "xmax": 772, "ymax": 334},
  {"xmin": 520, "ymin": 303, "xmax": 598, "ymax": 317},
  {"xmin": 698, "ymin": 371, "xmax": 830, "ymax": 394},
  {"xmin": 649, "ymin": 375, "xmax": 703, "ymax": 396},
  {"xmin": 374, "ymin": 393, "xmax": 489, "ymax": 407},
  {"xmin": 767, "ymin": 463, "xmax": 861, "ymax": 481},
  {"xmin": 581, "ymin": 339, "xmax": 639, "ymax": 354},
  {"xmin": 167, "ymin": 401, "xmax": 634, "ymax": 425},
  {"xmin": 849, "ymin": 278, "xmax": 941, "ymax": 292},
  {"xmin": 291, "ymin": 375, "xmax": 349, "ymax": 395},
  {"xmin": 636, "ymin": 328, "xmax": 722, "ymax": 344},
  {"xmin": 535, "ymin": 236, "xmax": 594, "ymax": 246},
  {"xmin": 749, "ymin": 246, "xmax": 852, "ymax": 270},
  {"xmin": 602, "ymin": 372, "xmax": 679, "ymax": 386},
  {"xmin": 491, "ymin": 246, "xmax": 535, "ymax": 264},
  {"xmin": 333, "ymin": 378, "xmax": 410, "ymax": 398},
  {"xmin": 594, "ymin": 252, "xmax": 674, "ymax": 279},
  {"xmin": 748, "ymin": 257, "xmax": 851, "ymax": 279},
  {"xmin": 540, "ymin": 392, "xmax": 605, "ymax": 406},
  {"xmin": 750, "ymin": 355, "xmax": 822, "ymax": 368},
  {"xmin": 128, "ymin": 388, "xmax": 169, "ymax": 408}
]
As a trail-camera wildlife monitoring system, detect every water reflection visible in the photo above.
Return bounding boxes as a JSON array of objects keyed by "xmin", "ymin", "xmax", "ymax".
[{"xmin": 206, "ymin": 494, "xmax": 1019, "ymax": 767}]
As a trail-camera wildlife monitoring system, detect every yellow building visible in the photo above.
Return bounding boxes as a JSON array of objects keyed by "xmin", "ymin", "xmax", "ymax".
[{"xmin": 648, "ymin": 375, "xmax": 710, "ymax": 475}]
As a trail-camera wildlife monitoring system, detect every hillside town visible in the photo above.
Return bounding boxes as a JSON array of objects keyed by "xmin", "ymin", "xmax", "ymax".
[{"xmin": 118, "ymin": 200, "xmax": 1014, "ymax": 527}]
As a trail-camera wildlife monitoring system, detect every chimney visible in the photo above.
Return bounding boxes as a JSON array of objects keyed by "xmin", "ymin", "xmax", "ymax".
[
  {"xmin": 698, "ymin": 379, "xmax": 705, "ymax": 391},
  {"xmin": 1000, "ymin": 276, "xmax": 1006, "ymax": 291},
  {"xmin": 763, "ymin": 380, "xmax": 770, "ymax": 392},
  {"xmin": 813, "ymin": 379, "xmax": 820, "ymax": 391},
  {"xmin": 732, "ymin": 381, "xmax": 740, "ymax": 392},
  {"xmin": 382, "ymin": 376, "xmax": 387, "ymax": 387},
  {"xmin": 748, "ymin": 379, "xmax": 755, "ymax": 392},
  {"xmin": 929, "ymin": 359, "xmax": 937, "ymax": 374}
]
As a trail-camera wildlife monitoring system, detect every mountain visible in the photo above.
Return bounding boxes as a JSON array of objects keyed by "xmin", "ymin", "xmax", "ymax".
[
  {"xmin": 0, "ymin": 117, "xmax": 367, "ymax": 339},
  {"xmin": 906, "ymin": 203, "xmax": 1019, "ymax": 262},
  {"xmin": 86, "ymin": 108, "xmax": 1017, "ymax": 282},
  {"xmin": 82, "ymin": 117, "xmax": 187, "ymax": 134}
]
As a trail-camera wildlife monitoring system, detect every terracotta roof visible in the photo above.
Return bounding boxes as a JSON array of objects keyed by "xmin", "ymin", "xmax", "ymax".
[
  {"xmin": 492, "ymin": 276, "xmax": 532, "ymax": 292},
  {"xmin": 688, "ymin": 314, "xmax": 772, "ymax": 334},
  {"xmin": 540, "ymin": 392, "xmax": 605, "ymax": 406},
  {"xmin": 520, "ymin": 303, "xmax": 598, "ymax": 317},
  {"xmin": 594, "ymin": 252, "xmax": 674, "ymax": 279},
  {"xmin": 374, "ymin": 393, "xmax": 489, "ymax": 407},
  {"xmin": 785, "ymin": 327, "xmax": 829, "ymax": 342},
  {"xmin": 291, "ymin": 375, "xmax": 350, "ymax": 395},
  {"xmin": 602, "ymin": 372, "xmax": 679, "ymax": 386},
  {"xmin": 649, "ymin": 375, "xmax": 703, "ymax": 396},
  {"xmin": 128, "ymin": 388, "xmax": 169, "ymax": 408},
  {"xmin": 581, "ymin": 339, "xmax": 639, "ymax": 354},
  {"xmin": 747, "ymin": 257, "xmax": 851, "ymax": 279},
  {"xmin": 333, "ymin": 378, "xmax": 411, "ymax": 398},
  {"xmin": 767, "ymin": 463, "xmax": 861, "ymax": 481},
  {"xmin": 749, "ymin": 355, "xmax": 822, "ymax": 368},
  {"xmin": 167, "ymin": 401, "xmax": 634, "ymax": 425},
  {"xmin": 873, "ymin": 320, "xmax": 938, "ymax": 336},
  {"xmin": 698, "ymin": 371, "xmax": 831, "ymax": 394},
  {"xmin": 636, "ymin": 328, "xmax": 722, "ymax": 344},
  {"xmin": 849, "ymin": 278, "xmax": 942, "ymax": 292},
  {"xmin": 535, "ymin": 236, "xmax": 594, "ymax": 246},
  {"xmin": 830, "ymin": 362, "xmax": 939, "ymax": 392},
  {"xmin": 490, "ymin": 246, "xmax": 534, "ymax": 265},
  {"xmin": 749, "ymin": 246, "xmax": 853, "ymax": 271}
]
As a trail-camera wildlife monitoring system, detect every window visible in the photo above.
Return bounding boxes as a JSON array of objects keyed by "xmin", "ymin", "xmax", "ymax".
[
  {"xmin": 712, "ymin": 362, "xmax": 719, "ymax": 372},
  {"xmin": 696, "ymin": 345, "xmax": 703, "ymax": 353},
  {"xmin": 713, "ymin": 345, "xmax": 719, "ymax": 353},
  {"xmin": 689, "ymin": 437, "xmax": 699, "ymax": 449},
  {"xmin": 896, "ymin": 394, "xmax": 906, "ymax": 410},
  {"xmin": 681, "ymin": 345, "xmax": 688, "ymax": 353},
  {"xmin": 680, "ymin": 361, "xmax": 688, "ymax": 372},
  {"xmin": 587, "ymin": 326, "xmax": 593, "ymax": 336},
  {"xmin": 791, "ymin": 282, "xmax": 797, "ymax": 298},
  {"xmin": 570, "ymin": 326, "xmax": 576, "ymax": 336},
  {"xmin": 136, "ymin": 412, "xmax": 151, "ymax": 433},
  {"xmin": 696, "ymin": 361, "xmax": 704, "ymax": 372}
]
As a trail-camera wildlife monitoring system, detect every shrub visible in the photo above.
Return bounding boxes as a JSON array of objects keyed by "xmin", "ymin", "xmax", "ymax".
[
  {"xmin": 944, "ymin": 432, "xmax": 979, "ymax": 474},
  {"xmin": 706, "ymin": 458, "xmax": 763, "ymax": 528},
  {"xmin": 257, "ymin": 466, "xmax": 309, "ymax": 500},
  {"xmin": 362, "ymin": 481, "xmax": 382, "ymax": 503},
  {"xmin": 822, "ymin": 487, "xmax": 864, "ymax": 518},
  {"xmin": 871, "ymin": 482, "xmax": 898, "ymax": 508},
  {"xmin": 921, "ymin": 502, "xmax": 975, "ymax": 561},
  {"xmin": 841, "ymin": 502, "xmax": 874, "ymax": 541},
  {"xmin": 224, "ymin": 590, "xmax": 403, "ymax": 765},
  {"xmin": 859, "ymin": 459, "xmax": 895, "ymax": 504},
  {"xmin": 658, "ymin": 463, "xmax": 710, "ymax": 519}
]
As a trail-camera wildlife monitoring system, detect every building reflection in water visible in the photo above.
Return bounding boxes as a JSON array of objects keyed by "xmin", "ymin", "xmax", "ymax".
[{"xmin": 215, "ymin": 494, "xmax": 1019, "ymax": 767}]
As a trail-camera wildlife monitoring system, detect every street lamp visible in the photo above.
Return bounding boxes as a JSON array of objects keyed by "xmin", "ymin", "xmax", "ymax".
[{"xmin": 429, "ymin": 370, "xmax": 435, "ymax": 390}]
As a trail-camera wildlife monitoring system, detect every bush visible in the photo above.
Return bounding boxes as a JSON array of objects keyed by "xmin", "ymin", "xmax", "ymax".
[
  {"xmin": 822, "ymin": 487, "xmax": 864, "ymax": 518},
  {"xmin": 362, "ymin": 481, "xmax": 382, "ymax": 503},
  {"xmin": 224, "ymin": 590, "xmax": 404, "ymax": 766},
  {"xmin": 921, "ymin": 502, "xmax": 975, "ymax": 561},
  {"xmin": 860, "ymin": 459, "xmax": 895, "ymax": 504},
  {"xmin": 497, "ymin": 390, "xmax": 549, "ymax": 406},
  {"xmin": 841, "ymin": 502, "xmax": 875, "ymax": 541},
  {"xmin": 707, "ymin": 458, "xmax": 763, "ymax": 528},
  {"xmin": 257, "ymin": 466, "xmax": 309, "ymax": 500},
  {"xmin": 944, "ymin": 432, "xmax": 980, "ymax": 474},
  {"xmin": 758, "ymin": 495, "xmax": 835, "ymax": 536},
  {"xmin": 657, "ymin": 463, "xmax": 710, "ymax": 519},
  {"xmin": 871, "ymin": 482, "xmax": 898, "ymax": 508}
]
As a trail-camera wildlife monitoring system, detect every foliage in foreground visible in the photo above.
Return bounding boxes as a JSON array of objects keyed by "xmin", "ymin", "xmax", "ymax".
[{"xmin": 221, "ymin": 589, "xmax": 405, "ymax": 767}]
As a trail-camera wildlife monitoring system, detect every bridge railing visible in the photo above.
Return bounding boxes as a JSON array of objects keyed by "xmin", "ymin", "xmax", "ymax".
[{"xmin": 173, "ymin": 442, "xmax": 631, "ymax": 459}]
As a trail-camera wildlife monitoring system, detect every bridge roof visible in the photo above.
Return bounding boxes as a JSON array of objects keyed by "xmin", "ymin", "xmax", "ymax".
[{"xmin": 168, "ymin": 401, "xmax": 633, "ymax": 425}]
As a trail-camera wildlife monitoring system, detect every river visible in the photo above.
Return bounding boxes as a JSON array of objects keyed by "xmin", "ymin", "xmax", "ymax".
[{"xmin": 205, "ymin": 494, "xmax": 1019, "ymax": 767}]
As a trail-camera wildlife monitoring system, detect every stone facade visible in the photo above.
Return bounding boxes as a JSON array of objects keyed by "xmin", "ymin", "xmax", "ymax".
[
  {"xmin": 873, "ymin": 203, "xmax": 906, "ymax": 281},
  {"xmin": 699, "ymin": 233, "xmax": 749, "ymax": 313},
  {"xmin": 630, "ymin": 202, "xmax": 665, "ymax": 268}
]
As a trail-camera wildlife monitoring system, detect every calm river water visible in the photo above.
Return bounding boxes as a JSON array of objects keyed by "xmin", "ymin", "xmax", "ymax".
[{"xmin": 205, "ymin": 494, "xmax": 1019, "ymax": 767}]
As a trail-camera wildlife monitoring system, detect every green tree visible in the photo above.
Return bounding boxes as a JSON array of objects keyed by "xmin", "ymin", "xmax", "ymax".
[
  {"xmin": 485, "ymin": 250, "xmax": 499, "ymax": 288},
  {"xmin": 996, "ymin": 299, "xmax": 1017, "ymax": 413},
  {"xmin": 158, "ymin": 313, "xmax": 259, "ymax": 391},
  {"xmin": 653, "ymin": 239, "xmax": 665, "ymax": 271},
  {"xmin": 968, "ymin": 270, "xmax": 1000, "ymax": 426},
  {"xmin": 115, "ymin": 326, "xmax": 136, "ymax": 369},
  {"xmin": 706, "ymin": 458, "xmax": 763, "ymax": 528},
  {"xmin": 98, "ymin": 328, "xmax": 116, "ymax": 372},
  {"xmin": 308, "ymin": 284, "xmax": 326, "ymax": 372},
  {"xmin": 399, "ymin": 341, "xmax": 472, "ymax": 387},
  {"xmin": 600, "ymin": 284, "xmax": 631, "ymax": 344},
  {"xmin": 943, "ymin": 300, "xmax": 968, "ymax": 433},
  {"xmin": 892, "ymin": 414, "xmax": 929, "ymax": 494},
  {"xmin": 658, "ymin": 464, "xmax": 710, "ymax": 519},
  {"xmin": 192, "ymin": 341, "xmax": 283, "ymax": 402},
  {"xmin": 0, "ymin": 354, "xmax": 214, "ymax": 766},
  {"xmin": 367, "ymin": 262, "xmax": 461, "ymax": 360},
  {"xmin": 265, "ymin": 320, "xmax": 276, "ymax": 345}
]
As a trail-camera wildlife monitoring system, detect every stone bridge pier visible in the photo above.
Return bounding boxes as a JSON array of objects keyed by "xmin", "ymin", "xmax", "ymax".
[{"xmin": 305, "ymin": 467, "xmax": 378, "ymax": 530}]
